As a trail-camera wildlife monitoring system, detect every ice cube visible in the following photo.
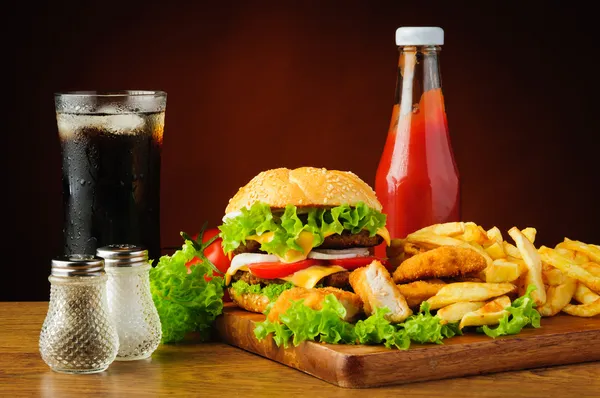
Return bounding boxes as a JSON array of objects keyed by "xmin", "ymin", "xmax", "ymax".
[
  {"xmin": 56, "ymin": 113, "xmax": 145, "ymax": 138},
  {"xmin": 106, "ymin": 114, "xmax": 145, "ymax": 135}
]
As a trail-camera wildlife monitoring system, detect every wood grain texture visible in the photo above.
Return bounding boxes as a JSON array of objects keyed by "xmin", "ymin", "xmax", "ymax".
[
  {"xmin": 216, "ymin": 304, "xmax": 600, "ymax": 388},
  {"xmin": 1, "ymin": 302, "xmax": 600, "ymax": 398}
]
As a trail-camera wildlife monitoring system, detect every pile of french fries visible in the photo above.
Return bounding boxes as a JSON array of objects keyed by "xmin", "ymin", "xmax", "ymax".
[{"xmin": 388, "ymin": 222, "xmax": 600, "ymax": 329}]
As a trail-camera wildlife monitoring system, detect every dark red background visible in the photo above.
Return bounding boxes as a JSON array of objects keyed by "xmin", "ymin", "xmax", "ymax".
[{"xmin": 5, "ymin": 1, "xmax": 599, "ymax": 300}]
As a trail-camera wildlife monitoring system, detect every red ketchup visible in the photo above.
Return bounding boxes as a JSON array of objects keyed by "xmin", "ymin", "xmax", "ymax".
[{"xmin": 375, "ymin": 27, "xmax": 460, "ymax": 258}]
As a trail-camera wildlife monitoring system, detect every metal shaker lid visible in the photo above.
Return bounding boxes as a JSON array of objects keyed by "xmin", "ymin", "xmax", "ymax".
[
  {"xmin": 96, "ymin": 244, "xmax": 149, "ymax": 267},
  {"xmin": 51, "ymin": 254, "xmax": 105, "ymax": 277}
]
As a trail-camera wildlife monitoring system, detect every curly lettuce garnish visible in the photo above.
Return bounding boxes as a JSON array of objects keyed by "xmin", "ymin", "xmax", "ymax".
[
  {"xmin": 254, "ymin": 295, "xmax": 356, "ymax": 347},
  {"xmin": 479, "ymin": 284, "xmax": 541, "ymax": 338},
  {"xmin": 219, "ymin": 201, "xmax": 386, "ymax": 258},
  {"xmin": 354, "ymin": 307, "xmax": 410, "ymax": 349},
  {"xmin": 254, "ymin": 295, "xmax": 457, "ymax": 349},
  {"xmin": 150, "ymin": 230, "xmax": 225, "ymax": 344},
  {"xmin": 403, "ymin": 302, "xmax": 462, "ymax": 344}
]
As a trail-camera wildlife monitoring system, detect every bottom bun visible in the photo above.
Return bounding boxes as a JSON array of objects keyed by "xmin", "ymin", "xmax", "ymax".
[{"xmin": 228, "ymin": 287, "xmax": 271, "ymax": 314}]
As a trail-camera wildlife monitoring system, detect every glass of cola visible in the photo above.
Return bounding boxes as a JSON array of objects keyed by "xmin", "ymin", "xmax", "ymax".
[{"xmin": 55, "ymin": 91, "xmax": 167, "ymax": 261}]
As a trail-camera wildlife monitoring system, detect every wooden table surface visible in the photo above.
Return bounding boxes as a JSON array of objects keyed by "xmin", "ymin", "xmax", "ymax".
[{"xmin": 1, "ymin": 302, "xmax": 599, "ymax": 397}]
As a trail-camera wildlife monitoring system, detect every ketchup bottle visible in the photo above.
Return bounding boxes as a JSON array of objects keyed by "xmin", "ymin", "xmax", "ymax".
[{"xmin": 375, "ymin": 27, "xmax": 460, "ymax": 257}]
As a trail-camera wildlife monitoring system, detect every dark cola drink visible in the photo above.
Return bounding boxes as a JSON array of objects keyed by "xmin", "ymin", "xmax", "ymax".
[{"xmin": 55, "ymin": 92, "xmax": 166, "ymax": 261}]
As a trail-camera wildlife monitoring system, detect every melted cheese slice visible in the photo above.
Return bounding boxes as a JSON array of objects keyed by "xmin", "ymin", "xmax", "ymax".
[
  {"xmin": 245, "ymin": 231, "xmax": 315, "ymax": 263},
  {"xmin": 246, "ymin": 231, "xmax": 275, "ymax": 244},
  {"xmin": 280, "ymin": 231, "xmax": 315, "ymax": 263},
  {"xmin": 376, "ymin": 227, "xmax": 391, "ymax": 246},
  {"xmin": 281, "ymin": 265, "xmax": 346, "ymax": 289}
]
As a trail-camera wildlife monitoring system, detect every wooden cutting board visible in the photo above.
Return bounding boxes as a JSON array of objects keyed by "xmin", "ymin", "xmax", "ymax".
[{"xmin": 215, "ymin": 304, "xmax": 600, "ymax": 388}]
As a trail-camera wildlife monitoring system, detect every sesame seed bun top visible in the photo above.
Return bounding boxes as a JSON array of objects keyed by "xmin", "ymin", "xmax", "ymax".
[{"xmin": 224, "ymin": 167, "xmax": 382, "ymax": 215}]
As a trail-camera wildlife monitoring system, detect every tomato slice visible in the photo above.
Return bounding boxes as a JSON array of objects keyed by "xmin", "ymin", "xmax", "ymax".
[
  {"xmin": 248, "ymin": 259, "xmax": 327, "ymax": 279},
  {"xmin": 328, "ymin": 256, "xmax": 389, "ymax": 271}
]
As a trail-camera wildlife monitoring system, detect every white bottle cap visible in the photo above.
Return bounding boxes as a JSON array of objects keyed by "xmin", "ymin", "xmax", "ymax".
[{"xmin": 395, "ymin": 27, "xmax": 444, "ymax": 46}]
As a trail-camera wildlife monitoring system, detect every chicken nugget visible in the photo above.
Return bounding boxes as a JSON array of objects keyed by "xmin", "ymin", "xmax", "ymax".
[
  {"xmin": 267, "ymin": 287, "xmax": 362, "ymax": 323},
  {"xmin": 393, "ymin": 246, "xmax": 488, "ymax": 284},
  {"xmin": 349, "ymin": 260, "xmax": 412, "ymax": 323},
  {"xmin": 396, "ymin": 279, "xmax": 446, "ymax": 308}
]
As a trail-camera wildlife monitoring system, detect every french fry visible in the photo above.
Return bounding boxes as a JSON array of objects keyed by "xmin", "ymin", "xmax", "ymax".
[
  {"xmin": 460, "ymin": 222, "xmax": 490, "ymax": 246},
  {"xmin": 411, "ymin": 222, "xmax": 466, "ymax": 237},
  {"xmin": 521, "ymin": 227, "xmax": 537, "ymax": 244},
  {"xmin": 562, "ymin": 299, "xmax": 600, "ymax": 317},
  {"xmin": 580, "ymin": 262, "xmax": 600, "ymax": 277},
  {"xmin": 459, "ymin": 296, "xmax": 512, "ymax": 329},
  {"xmin": 485, "ymin": 259, "xmax": 521, "ymax": 283},
  {"xmin": 554, "ymin": 247, "xmax": 575, "ymax": 260},
  {"xmin": 484, "ymin": 242, "xmax": 506, "ymax": 260},
  {"xmin": 574, "ymin": 252, "xmax": 590, "ymax": 265},
  {"xmin": 486, "ymin": 227, "xmax": 503, "ymax": 245},
  {"xmin": 553, "ymin": 248, "xmax": 589, "ymax": 265},
  {"xmin": 538, "ymin": 278, "xmax": 577, "ymax": 317},
  {"xmin": 426, "ymin": 282, "xmax": 516, "ymax": 310},
  {"xmin": 478, "ymin": 225, "xmax": 490, "ymax": 239},
  {"xmin": 508, "ymin": 227, "xmax": 546, "ymax": 306},
  {"xmin": 573, "ymin": 283, "xmax": 600, "ymax": 305},
  {"xmin": 503, "ymin": 241, "xmax": 522, "ymax": 259},
  {"xmin": 558, "ymin": 238, "xmax": 600, "ymax": 263},
  {"xmin": 539, "ymin": 246, "xmax": 600, "ymax": 293},
  {"xmin": 406, "ymin": 233, "xmax": 467, "ymax": 248},
  {"xmin": 542, "ymin": 262, "xmax": 569, "ymax": 286},
  {"xmin": 507, "ymin": 257, "xmax": 528, "ymax": 275},
  {"xmin": 437, "ymin": 301, "xmax": 485, "ymax": 325}
]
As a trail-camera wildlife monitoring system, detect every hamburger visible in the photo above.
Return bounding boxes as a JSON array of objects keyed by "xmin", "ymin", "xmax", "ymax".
[{"xmin": 218, "ymin": 167, "xmax": 391, "ymax": 314}]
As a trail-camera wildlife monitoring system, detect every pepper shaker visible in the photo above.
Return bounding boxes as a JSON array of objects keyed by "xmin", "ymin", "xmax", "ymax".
[
  {"xmin": 97, "ymin": 244, "xmax": 162, "ymax": 361},
  {"xmin": 39, "ymin": 255, "xmax": 119, "ymax": 374}
]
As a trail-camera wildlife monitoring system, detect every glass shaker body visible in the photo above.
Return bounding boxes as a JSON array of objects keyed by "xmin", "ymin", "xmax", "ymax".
[
  {"xmin": 39, "ymin": 257, "xmax": 119, "ymax": 374},
  {"xmin": 99, "ymin": 244, "xmax": 162, "ymax": 361}
]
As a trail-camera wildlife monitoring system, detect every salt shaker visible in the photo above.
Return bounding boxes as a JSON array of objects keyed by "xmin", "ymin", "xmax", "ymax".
[
  {"xmin": 97, "ymin": 244, "xmax": 162, "ymax": 361},
  {"xmin": 39, "ymin": 255, "xmax": 119, "ymax": 374}
]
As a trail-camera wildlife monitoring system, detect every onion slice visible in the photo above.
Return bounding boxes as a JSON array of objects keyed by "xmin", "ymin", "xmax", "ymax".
[
  {"xmin": 230, "ymin": 253, "xmax": 280, "ymax": 269},
  {"xmin": 308, "ymin": 248, "xmax": 370, "ymax": 260}
]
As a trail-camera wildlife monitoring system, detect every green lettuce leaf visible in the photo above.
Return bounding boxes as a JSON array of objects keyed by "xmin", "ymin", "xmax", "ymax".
[
  {"xmin": 219, "ymin": 201, "xmax": 386, "ymax": 258},
  {"xmin": 354, "ymin": 307, "xmax": 410, "ymax": 349},
  {"xmin": 253, "ymin": 294, "xmax": 356, "ymax": 347},
  {"xmin": 254, "ymin": 319, "xmax": 294, "ymax": 347},
  {"xmin": 401, "ymin": 302, "xmax": 449, "ymax": 345},
  {"xmin": 254, "ymin": 295, "xmax": 456, "ymax": 350},
  {"xmin": 480, "ymin": 284, "xmax": 542, "ymax": 338},
  {"xmin": 230, "ymin": 280, "xmax": 294, "ymax": 302},
  {"xmin": 149, "ymin": 239, "xmax": 225, "ymax": 343},
  {"xmin": 441, "ymin": 321, "xmax": 462, "ymax": 339},
  {"xmin": 219, "ymin": 202, "xmax": 279, "ymax": 253}
]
